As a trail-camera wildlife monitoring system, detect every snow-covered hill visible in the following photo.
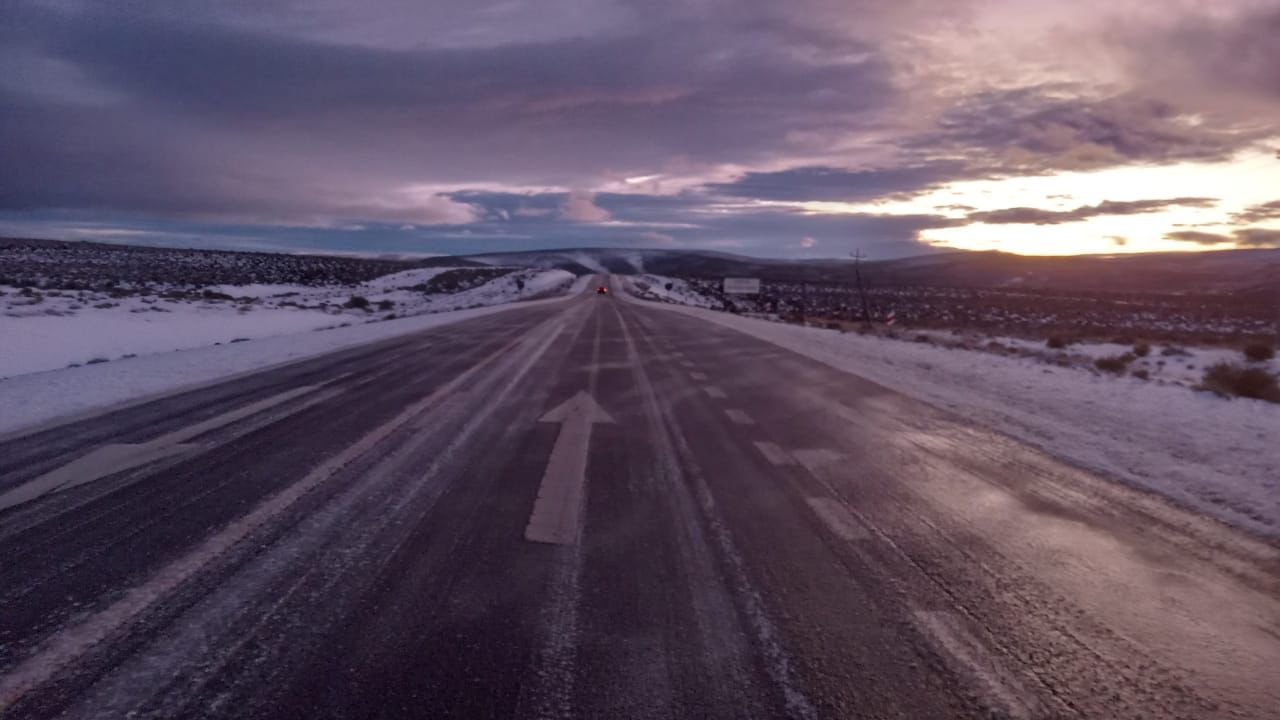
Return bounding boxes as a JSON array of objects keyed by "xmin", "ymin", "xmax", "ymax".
[{"xmin": 1, "ymin": 267, "xmax": 576, "ymax": 379}]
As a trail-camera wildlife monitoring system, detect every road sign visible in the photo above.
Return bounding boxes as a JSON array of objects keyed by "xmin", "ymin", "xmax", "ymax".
[{"xmin": 723, "ymin": 277, "xmax": 761, "ymax": 294}]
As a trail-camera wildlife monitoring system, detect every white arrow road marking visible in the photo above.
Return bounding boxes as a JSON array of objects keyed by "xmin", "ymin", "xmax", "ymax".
[
  {"xmin": 525, "ymin": 391, "xmax": 616, "ymax": 545},
  {"xmin": 724, "ymin": 409, "xmax": 754, "ymax": 425},
  {"xmin": 0, "ymin": 385, "xmax": 325, "ymax": 512}
]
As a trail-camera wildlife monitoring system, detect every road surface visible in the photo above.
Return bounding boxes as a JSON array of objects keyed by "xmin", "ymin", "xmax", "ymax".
[{"xmin": 1, "ymin": 278, "xmax": 1277, "ymax": 719}]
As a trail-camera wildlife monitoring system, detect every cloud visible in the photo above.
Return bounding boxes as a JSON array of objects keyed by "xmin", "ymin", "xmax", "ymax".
[
  {"xmin": 1234, "ymin": 228, "xmax": 1280, "ymax": 248},
  {"xmin": 1232, "ymin": 200, "xmax": 1280, "ymax": 224},
  {"xmin": 706, "ymin": 163, "xmax": 970, "ymax": 202},
  {"xmin": 562, "ymin": 191, "xmax": 612, "ymax": 223},
  {"xmin": 917, "ymin": 89, "xmax": 1261, "ymax": 172},
  {"xmin": 636, "ymin": 231, "xmax": 676, "ymax": 245},
  {"xmin": 1165, "ymin": 228, "xmax": 1280, "ymax": 248},
  {"xmin": 968, "ymin": 197, "xmax": 1216, "ymax": 225},
  {"xmin": 800, "ymin": 236, "xmax": 817, "ymax": 248},
  {"xmin": 1165, "ymin": 231, "xmax": 1230, "ymax": 245}
]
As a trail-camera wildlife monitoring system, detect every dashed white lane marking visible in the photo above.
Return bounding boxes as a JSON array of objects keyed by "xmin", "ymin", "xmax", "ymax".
[
  {"xmin": 791, "ymin": 448, "xmax": 844, "ymax": 475},
  {"xmin": 689, "ymin": 371, "xmax": 708, "ymax": 381},
  {"xmin": 753, "ymin": 441, "xmax": 795, "ymax": 466},
  {"xmin": 911, "ymin": 610, "xmax": 1040, "ymax": 720},
  {"xmin": 805, "ymin": 497, "xmax": 869, "ymax": 541},
  {"xmin": 524, "ymin": 391, "xmax": 615, "ymax": 545},
  {"xmin": 724, "ymin": 409, "xmax": 755, "ymax": 425},
  {"xmin": 704, "ymin": 386, "xmax": 728, "ymax": 399},
  {"xmin": 0, "ymin": 385, "xmax": 325, "ymax": 512},
  {"xmin": 680, "ymin": 360, "xmax": 696, "ymax": 368}
]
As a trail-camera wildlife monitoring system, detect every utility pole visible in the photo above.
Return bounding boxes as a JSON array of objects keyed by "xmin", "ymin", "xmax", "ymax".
[{"xmin": 850, "ymin": 249, "xmax": 872, "ymax": 323}]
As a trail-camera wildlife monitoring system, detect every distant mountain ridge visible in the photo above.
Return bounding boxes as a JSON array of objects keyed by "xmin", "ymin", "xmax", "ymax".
[{"xmin": 426, "ymin": 247, "xmax": 1280, "ymax": 294}]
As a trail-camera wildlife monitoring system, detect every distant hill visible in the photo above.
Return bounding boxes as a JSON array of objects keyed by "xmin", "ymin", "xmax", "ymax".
[
  {"xmin": 8, "ymin": 237, "xmax": 1275, "ymax": 295},
  {"xmin": 426, "ymin": 247, "xmax": 1280, "ymax": 294}
]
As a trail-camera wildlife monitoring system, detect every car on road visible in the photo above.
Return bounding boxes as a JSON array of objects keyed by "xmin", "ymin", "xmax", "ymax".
[{"xmin": 596, "ymin": 286, "xmax": 609, "ymax": 295}]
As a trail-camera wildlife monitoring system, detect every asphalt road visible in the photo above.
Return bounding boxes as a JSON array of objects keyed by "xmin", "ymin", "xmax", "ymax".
[{"xmin": 1, "ymin": 279, "xmax": 1277, "ymax": 719}]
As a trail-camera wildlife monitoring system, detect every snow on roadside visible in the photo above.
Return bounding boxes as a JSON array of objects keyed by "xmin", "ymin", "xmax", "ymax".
[
  {"xmin": 0, "ymin": 268, "xmax": 575, "ymax": 380},
  {"xmin": 627, "ymin": 274, "xmax": 721, "ymax": 309},
  {"xmin": 621, "ymin": 286, "xmax": 1280, "ymax": 538},
  {"xmin": 0, "ymin": 273, "xmax": 588, "ymax": 435}
]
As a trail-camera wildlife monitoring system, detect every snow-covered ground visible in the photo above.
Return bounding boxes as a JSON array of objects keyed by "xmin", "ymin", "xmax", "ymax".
[
  {"xmin": 620, "ymin": 277, "xmax": 1280, "ymax": 539},
  {"xmin": 0, "ymin": 268, "xmax": 575, "ymax": 379},
  {"xmin": 626, "ymin": 274, "xmax": 722, "ymax": 309},
  {"xmin": 0, "ymin": 273, "xmax": 592, "ymax": 437}
]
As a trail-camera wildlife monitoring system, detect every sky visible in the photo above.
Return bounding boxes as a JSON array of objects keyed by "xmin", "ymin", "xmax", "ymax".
[{"xmin": 2, "ymin": 0, "xmax": 1279, "ymax": 259}]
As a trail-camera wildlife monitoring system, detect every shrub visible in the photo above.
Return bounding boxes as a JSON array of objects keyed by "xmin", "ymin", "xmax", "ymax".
[
  {"xmin": 345, "ymin": 295, "xmax": 370, "ymax": 310},
  {"xmin": 377, "ymin": 299, "xmax": 394, "ymax": 311},
  {"xmin": 1243, "ymin": 343, "xmax": 1276, "ymax": 363},
  {"xmin": 1046, "ymin": 336, "xmax": 1068, "ymax": 349},
  {"xmin": 1132, "ymin": 342, "xmax": 1150, "ymax": 357},
  {"xmin": 1201, "ymin": 363, "xmax": 1280, "ymax": 402},
  {"xmin": 86, "ymin": 357, "xmax": 109, "ymax": 365},
  {"xmin": 1094, "ymin": 354, "xmax": 1132, "ymax": 374},
  {"xmin": 1131, "ymin": 368, "xmax": 1150, "ymax": 380}
]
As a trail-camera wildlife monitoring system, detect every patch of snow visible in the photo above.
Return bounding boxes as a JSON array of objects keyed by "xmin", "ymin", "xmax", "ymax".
[{"xmin": 622, "ymin": 290, "xmax": 1280, "ymax": 538}]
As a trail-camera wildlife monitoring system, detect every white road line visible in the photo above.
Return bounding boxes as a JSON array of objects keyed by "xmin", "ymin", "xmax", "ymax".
[
  {"xmin": 792, "ymin": 448, "xmax": 844, "ymax": 475},
  {"xmin": 524, "ymin": 392, "xmax": 615, "ymax": 545},
  {"xmin": 680, "ymin": 360, "xmax": 696, "ymax": 368},
  {"xmin": 911, "ymin": 610, "xmax": 1040, "ymax": 720},
  {"xmin": 753, "ymin": 441, "xmax": 795, "ymax": 466},
  {"xmin": 689, "ymin": 371, "xmax": 708, "ymax": 381},
  {"xmin": 0, "ymin": 385, "xmax": 324, "ymax": 512},
  {"xmin": 724, "ymin": 409, "xmax": 755, "ymax": 425},
  {"xmin": 703, "ymin": 386, "xmax": 728, "ymax": 399},
  {"xmin": 805, "ymin": 497, "xmax": 869, "ymax": 541}
]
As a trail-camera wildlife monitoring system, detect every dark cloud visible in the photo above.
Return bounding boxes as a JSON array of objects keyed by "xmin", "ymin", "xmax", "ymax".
[
  {"xmin": 917, "ymin": 89, "xmax": 1258, "ymax": 171},
  {"xmin": 0, "ymin": 0, "xmax": 896, "ymax": 226},
  {"xmin": 1126, "ymin": 5, "xmax": 1280, "ymax": 102},
  {"xmin": 1232, "ymin": 200, "xmax": 1280, "ymax": 224},
  {"xmin": 1165, "ymin": 228, "xmax": 1280, "ymax": 248},
  {"xmin": 705, "ymin": 163, "xmax": 972, "ymax": 202},
  {"xmin": 1165, "ymin": 231, "xmax": 1232, "ymax": 245},
  {"xmin": 968, "ymin": 197, "xmax": 1216, "ymax": 225},
  {"xmin": 1234, "ymin": 228, "xmax": 1280, "ymax": 248}
]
